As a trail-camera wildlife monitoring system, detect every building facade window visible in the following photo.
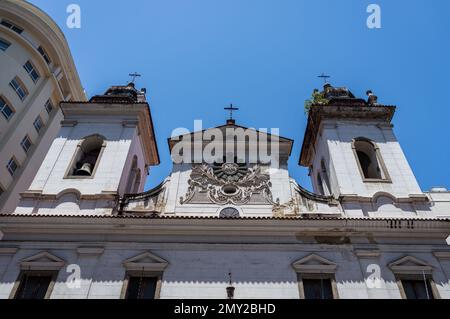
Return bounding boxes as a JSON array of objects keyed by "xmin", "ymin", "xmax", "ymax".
[
  {"xmin": 352, "ymin": 137, "xmax": 390, "ymax": 182},
  {"xmin": 33, "ymin": 116, "xmax": 43, "ymax": 133},
  {"xmin": 6, "ymin": 157, "xmax": 19, "ymax": 176},
  {"xmin": 389, "ymin": 255, "xmax": 440, "ymax": 299},
  {"xmin": 292, "ymin": 254, "xmax": 339, "ymax": 299},
  {"xmin": 302, "ymin": 277, "xmax": 334, "ymax": 299},
  {"xmin": 123, "ymin": 274, "xmax": 158, "ymax": 299},
  {"xmin": 12, "ymin": 271, "xmax": 56, "ymax": 299},
  {"xmin": 66, "ymin": 134, "xmax": 106, "ymax": 178},
  {"xmin": 0, "ymin": 20, "xmax": 23, "ymax": 34},
  {"xmin": 0, "ymin": 96, "xmax": 15, "ymax": 120},
  {"xmin": 400, "ymin": 279, "xmax": 435, "ymax": 299},
  {"xmin": 23, "ymin": 60, "xmax": 40, "ymax": 83},
  {"xmin": 37, "ymin": 46, "xmax": 51, "ymax": 64},
  {"xmin": 9, "ymin": 77, "xmax": 28, "ymax": 101},
  {"xmin": 9, "ymin": 252, "xmax": 63, "ymax": 300},
  {"xmin": 0, "ymin": 37, "xmax": 11, "ymax": 51},
  {"xmin": 120, "ymin": 251, "xmax": 168, "ymax": 300},
  {"xmin": 20, "ymin": 135, "xmax": 32, "ymax": 153},
  {"xmin": 44, "ymin": 100, "xmax": 53, "ymax": 114}
]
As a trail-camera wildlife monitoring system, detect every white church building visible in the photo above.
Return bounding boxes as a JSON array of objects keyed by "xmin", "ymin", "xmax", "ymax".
[{"xmin": 0, "ymin": 82, "xmax": 450, "ymax": 299}]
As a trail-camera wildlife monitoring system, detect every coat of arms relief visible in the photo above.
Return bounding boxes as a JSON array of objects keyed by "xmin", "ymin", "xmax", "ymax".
[{"xmin": 180, "ymin": 160, "xmax": 277, "ymax": 206}]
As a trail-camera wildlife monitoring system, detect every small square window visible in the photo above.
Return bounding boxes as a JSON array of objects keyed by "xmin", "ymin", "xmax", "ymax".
[
  {"xmin": 125, "ymin": 276, "xmax": 158, "ymax": 299},
  {"xmin": 1, "ymin": 20, "xmax": 23, "ymax": 34},
  {"xmin": 0, "ymin": 96, "xmax": 15, "ymax": 120},
  {"xmin": 6, "ymin": 157, "xmax": 18, "ymax": 176},
  {"xmin": 37, "ymin": 46, "xmax": 51, "ymax": 64},
  {"xmin": 20, "ymin": 135, "xmax": 32, "ymax": 153},
  {"xmin": 9, "ymin": 77, "xmax": 28, "ymax": 101},
  {"xmin": 23, "ymin": 60, "xmax": 40, "ymax": 83},
  {"xmin": 0, "ymin": 37, "xmax": 11, "ymax": 51},
  {"xmin": 44, "ymin": 100, "xmax": 53, "ymax": 114},
  {"xmin": 33, "ymin": 116, "xmax": 43, "ymax": 133}
]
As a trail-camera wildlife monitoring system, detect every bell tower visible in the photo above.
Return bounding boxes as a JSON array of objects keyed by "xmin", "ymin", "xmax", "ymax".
[
  {"xmin": 299, "ymin": 84, "xmax": 425, "ymax": 202},
  {"xmin": 14, "ymin": 83, "xmax": 159, "ymax": 215}
]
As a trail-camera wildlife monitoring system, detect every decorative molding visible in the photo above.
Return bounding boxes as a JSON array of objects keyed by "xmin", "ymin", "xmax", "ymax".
[
  {"xmin": 123, "ymin": 251, "xmax": 169, "ymax": 272},
  {"xmin": 354, "ymin": 249, "xmax": 380, "ymax": 258},
  {"xmin": 61, "ymin": 120, "xmax": 78, "ymax": 127},
  {"xmin": 20, "ymin": 251, "xmax": 65, "ymax": 270},
  {"xmin": 432, "ymin": 251, "xmax": 450, "ymax": 260},
  {"xmin": 76, "ymin": 247, "xmax": 104, "ymax": 256},
  {"xmin": 388, "ymin": 255, "xmax": 433, "ymax": 275},
  {"xmin": 0, "ymin": 247, "xmax": 18, "ymax": 255},
  {"xmin": 292, "ymin": 254, "xmax": 337, "ymax": 273}
]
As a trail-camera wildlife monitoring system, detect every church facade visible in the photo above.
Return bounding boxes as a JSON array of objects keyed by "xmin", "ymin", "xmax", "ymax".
[{"xmin": 0, "ymin": 81, "xmax": 449, "ymax": 299}]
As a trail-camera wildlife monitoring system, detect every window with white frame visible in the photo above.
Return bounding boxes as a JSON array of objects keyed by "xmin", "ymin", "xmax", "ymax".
[
  {"xmin": 10, "ymin": 251, "xmax": 64, "ymax": 300},
  {"xmin": 389, "ymin": 255, "xmax": 440, "ymax": 299},
  {"xmin": 44, "ymin": 100, "xmax": 53, "ymax": 114},
  {"xmin": 120, "ymin": 251, "xmax": 168, "ymax": 300},
  {"xmin": 0, "ymin": 96, "xmax": 15, "ymax": 120},
  {"xmin": 20, "ymin": 135, "xmax": 32, "ymax": 153},
  {"xmin": 292, "ymin": 254, "xmax": 339, "ymax": 299},
  {"xmin": 23, "ymin": 60, "xmax": 40, "ymax": 83},
  {"xmin": 0, "ymin": 37, "xmax": 11, "ymax": 51},
  {"xmin": 0, "ymin": 20, "xmax": 23, "ymax": 34},
  {"xmin": 6, "ymin": 157, "xmax": 18, "ymax": 176},
  {"xmin": 9, "ymin": 77, "xmax": 28, "ymax": 101},
  {"xmin": 33, "ymin": 116, "xmax": 43, "ymax": 133}
]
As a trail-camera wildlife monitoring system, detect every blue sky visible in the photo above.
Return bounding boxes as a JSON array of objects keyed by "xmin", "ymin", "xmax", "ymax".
[{"xmin": 29, "ymin": 0, "xmax": 450, "ymax": 191}]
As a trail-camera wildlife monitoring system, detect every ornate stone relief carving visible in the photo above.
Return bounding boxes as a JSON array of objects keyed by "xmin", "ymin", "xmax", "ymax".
[{"xmin": 180, "ymin": 163, "xmax": 276, "ymax": 206}]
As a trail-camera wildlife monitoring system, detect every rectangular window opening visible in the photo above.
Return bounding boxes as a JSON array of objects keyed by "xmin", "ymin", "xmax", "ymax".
[{"xmin": 23, "ymin": 60, "xmax": 40, "ymax": 83}]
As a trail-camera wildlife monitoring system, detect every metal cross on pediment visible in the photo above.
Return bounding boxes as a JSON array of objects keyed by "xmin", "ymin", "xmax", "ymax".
[
  {"xmin": 224, "ymin": 104, "xmax": 239, "ymax": 120},
  {"xmin": 128, "ymin": 72, "xmax": 141, "ymax": 83},
  {"xmin": 318, "ymin": 73, "xmax": 331, "ymax": 84}
]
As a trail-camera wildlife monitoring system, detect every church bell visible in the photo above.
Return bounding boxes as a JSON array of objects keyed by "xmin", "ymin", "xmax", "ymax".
[{"xmin": 75, "ymin": 162, "xmax": 93, "ymax": 176}]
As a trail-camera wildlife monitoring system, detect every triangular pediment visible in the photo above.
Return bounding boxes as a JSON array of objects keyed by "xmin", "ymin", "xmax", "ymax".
[
  {"xmin": 389, "ymin": 255, "xmax": 433, "ymax": 274},
  {"xmin": 123, "ymin": 251, "xmax": 168, "ymax": 271},
  {"xmin": 168, "ymin": 122, "xmax": 293, "ymax": 153},
  {"xmin": 292, "ymin": 254, "xmax": 337, "ymax": 273},
  {"xmin": 20, "ymin": 251, "xmax": 65, "ymax": 270}
]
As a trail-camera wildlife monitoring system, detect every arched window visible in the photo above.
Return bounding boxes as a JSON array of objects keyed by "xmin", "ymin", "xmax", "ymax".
[
  {"xmin": 67, "ymin": 135, "xmax": 105, "ymax": 177},
  {"xmin": 352, "ymin": 138, "xmax": 389, "ymax": 181},
  {"xmin": 320, "ymin": 159, "xmax": 331, "ymax": 195}
]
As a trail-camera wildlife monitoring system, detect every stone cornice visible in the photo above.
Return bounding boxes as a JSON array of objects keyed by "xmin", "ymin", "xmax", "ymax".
[{"xmin": 0, "ymin": 215, "xmax": 449, "ymax": 240}]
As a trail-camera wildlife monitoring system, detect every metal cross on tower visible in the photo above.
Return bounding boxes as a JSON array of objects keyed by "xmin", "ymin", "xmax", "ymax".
[
  {"xmin": 128, "ymin": 72, "xmax": 141, "ymax": 83},
  {"xmin": 224, "ymin": 104, "xmax": 239, "ymax": 120},
  {"xmin": 318, "ymin": 73, "xmax": 331, "ymax": 84}
]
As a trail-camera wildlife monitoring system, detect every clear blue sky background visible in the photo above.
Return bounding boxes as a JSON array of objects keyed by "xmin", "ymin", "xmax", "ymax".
[{"xmin": 30, "ymin": 0, "xmax": 450, "ymax": 192}]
